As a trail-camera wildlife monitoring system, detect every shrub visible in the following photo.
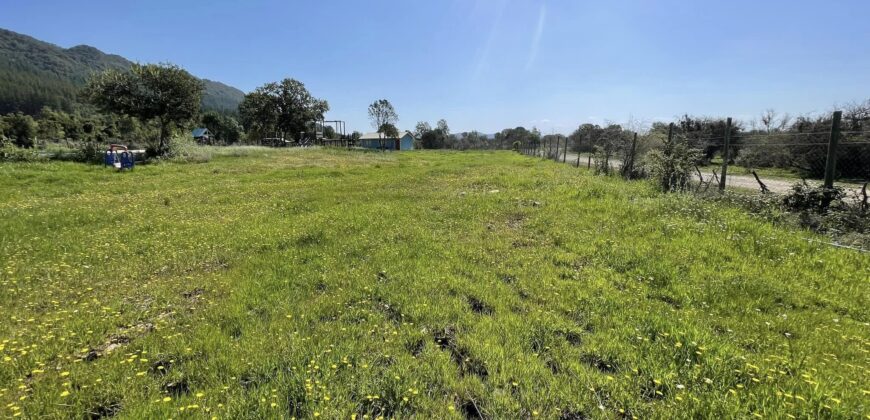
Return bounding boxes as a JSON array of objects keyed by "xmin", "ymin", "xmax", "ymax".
[
  {"xmin": 781, "ymin": 181, "xmax": 844, "ymax": 213},
  {"xmin": 645, "ymin": 138, "xmax": 700, "ymax": 192},
  {"xmin": 75, "ymin": 140, "xmax": 105, "ymax": 163},
  {"xmin": 163, "ymin": 135, "xmax": 212, "ymax": 163},
  {"xmin": 703, "ymin": 184, "xmax": 868, "ymax": 250},
  {"xmin": 591, "ymin": 146, "xmax": 614, "ymax": 175},
  {"xmin": 0, "ymin": 137, "xmax": 43, "ymax": 162}
]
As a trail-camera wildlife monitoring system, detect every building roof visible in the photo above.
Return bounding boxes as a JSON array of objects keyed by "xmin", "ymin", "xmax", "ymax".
[
  {"xmin": 192, "ymin": 128, "xmax": 210, "ymax": 138},
  {"xmin": 359, "ymin": 130, "xmax": 413, "ymax": 140}
]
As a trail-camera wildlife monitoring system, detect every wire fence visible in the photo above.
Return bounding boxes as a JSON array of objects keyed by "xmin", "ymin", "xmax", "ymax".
[{"xmin": 519, "ymin": 111, "xmax": 870, "ymax": 202}]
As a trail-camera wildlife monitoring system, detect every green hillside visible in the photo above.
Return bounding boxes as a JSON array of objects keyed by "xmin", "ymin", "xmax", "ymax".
[{"xmin": 0, "ymin": 28, "xmax": 245, "ymax": 115}]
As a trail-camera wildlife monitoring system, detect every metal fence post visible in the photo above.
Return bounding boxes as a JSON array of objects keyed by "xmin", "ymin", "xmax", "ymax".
[
  {"xmin": 824, "ymin": 111, "xmax": 842, "ymax": 189},
  {"xmin": 718, "ymin": 117, "xmax": 732, "ymax": 192}
]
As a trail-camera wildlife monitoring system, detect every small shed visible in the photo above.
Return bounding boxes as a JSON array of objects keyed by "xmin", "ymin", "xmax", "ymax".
[
  {"xmin": 192, "ymin": 128, "xmax": 212, "ymax": 144},
  {"xmin": 358, "ymin": 130, "xmax": 415, "ymax": 151}
]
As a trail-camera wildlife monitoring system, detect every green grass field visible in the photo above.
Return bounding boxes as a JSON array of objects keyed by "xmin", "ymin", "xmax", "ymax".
[{"xmin": 1, "ymin": 148, "xmax": 868, "ymax": 419}]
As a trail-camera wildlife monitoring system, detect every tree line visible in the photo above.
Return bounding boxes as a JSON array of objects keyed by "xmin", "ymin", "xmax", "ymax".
[{"xmin": 1, "ymin": 59, "xmax": 867, "ymax": 182}]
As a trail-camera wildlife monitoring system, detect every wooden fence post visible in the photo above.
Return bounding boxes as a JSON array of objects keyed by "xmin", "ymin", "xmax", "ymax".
[
  {"xmin": 665, "ymin": 123, "xmax": 674, "ymax": 189},
  {"xmin": 718, "ymin": 117, "xmax": 732, "ymax": 192},
  {"xmin": 823, "ymin": 111, "xmax": 842, "ymax": 189}
]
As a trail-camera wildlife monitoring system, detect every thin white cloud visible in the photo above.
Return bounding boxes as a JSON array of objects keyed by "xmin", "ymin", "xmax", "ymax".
[{"xmin": 526, "ymin": 4, "xmax": 546, "ymax": 70}]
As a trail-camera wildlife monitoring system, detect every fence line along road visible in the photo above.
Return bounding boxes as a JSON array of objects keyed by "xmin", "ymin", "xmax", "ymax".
[
  {"xmin": 519, "ymin": 111, "xmax": 869, "ymax": 200},
  {"xmin": 555, "ymin": 152, "xmax": 865, "ymax": 196}
]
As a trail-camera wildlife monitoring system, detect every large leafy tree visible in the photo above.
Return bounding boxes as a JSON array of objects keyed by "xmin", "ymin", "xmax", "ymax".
[
  {"xmin": 677, "ymin": 115, "xmax": 743, "ymax": 163},
  {"xmin": 84, "ymin": 63, "xmax": 203, "ymax": 153},
  {"xmin": 416, "ymin": 119, "xmax": 452, "ymax": 149},
  {"xmin": 414, "ymin": 121, "xmax": 431, "ymax": 139},
  {"xmin": 367, "ymin": 99, "xmax": 398, "ymax": 151},
  {"xmin": 201, "ymin": 111, "xmax": 243, "ymax": 144},
  {"xmin": 239, "ymin": 79, "xmax": 328, "ymax": 142},
  {"xmin": 36, "ymin": 107, "xmax": 65, "ymax": 141},
  {"xmin": 569, "ymin": 123, "xmax": 603, "ymax": 153},
  {"xmin": 493, "ymin": 127, "xmax": 539, "ymax": 150},
  {"xmin": 456, "ymin": 131, "xmax": 488, "ymax": 150},
  {"xmin": 1, "ymin": 112, "xmax": 38, "ymax": 148},
  {"xmin": 379, "ymin": 123, "xmax": 399, "ymax": 138},
  {"xmin": 368, "ymin": 99, "xmax": 398, "ymax": 134},
  {"xmin": 436, "ymin": 119, "xmax": 450, "ymax": 137}
]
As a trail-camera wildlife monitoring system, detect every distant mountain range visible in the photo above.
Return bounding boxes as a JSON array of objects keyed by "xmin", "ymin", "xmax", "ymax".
[{"xmin": 0, "ymin": 28, "xmax": 245, "ymax": 115}]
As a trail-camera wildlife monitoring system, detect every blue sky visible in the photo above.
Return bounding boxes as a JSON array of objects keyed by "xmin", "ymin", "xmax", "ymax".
[{"xmin": 2, "ymin": 0, "xmax": 869, "ymax": 134}]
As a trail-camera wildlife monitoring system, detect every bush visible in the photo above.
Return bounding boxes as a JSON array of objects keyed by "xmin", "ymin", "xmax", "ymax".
[
  {"xmin": 163, "ymin": 135, "xmax": 212, "ymax": 163},
  {"xmin": 734, "ymin": 145, "xmax": 793, "ymax": 170},
  {"xmin": 591, "ymin": 146, "xmax": 615, "ymax": 175},
  {"xmin": 0, "ymin": 137, "xmax": 43, "ymax": 162},
  {"xmin": 75, "ymin": 140, "xmax": 105, "ymax": 163},
  {"xmin": 703, "ymin": 183, "xmax": 869, "ymax": 250},
  {"xmin": 781, "ymin": 181, "xmax": 868, "ymax": 244},
  {"xmin": 781, "ymin": 181, "xmax": 844, "ymax": 213},
  {"xmin": 702, "ymin": 189, "xmax": 788, "ymax": 222},
  {"xmin": 645, "ymin": 138, "xmax": 700, "ymax": 192}
]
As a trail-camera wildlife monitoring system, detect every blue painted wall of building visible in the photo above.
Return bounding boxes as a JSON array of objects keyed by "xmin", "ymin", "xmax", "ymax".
[
  {"xmin": 359, "ymin": 134, "xmax": 414, "ymax": 150},
  {"xmin": 399, "ymin": 134, "xmax": 414, "ymax": 150}
]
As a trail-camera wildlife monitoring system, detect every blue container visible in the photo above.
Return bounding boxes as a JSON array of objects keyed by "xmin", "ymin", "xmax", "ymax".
[
  {"xmin": 120, "ymin": 152, "xmax": 134, "ymax": 169},
  {"xmin": 104, "ymin": 151, "xmax": 117, "ymax": 167}
]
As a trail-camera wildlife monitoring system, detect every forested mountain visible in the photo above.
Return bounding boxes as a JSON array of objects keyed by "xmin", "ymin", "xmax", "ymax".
[{"xmin": 0, "ymin": 28, "xmax": 245, "ymax": 115}]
